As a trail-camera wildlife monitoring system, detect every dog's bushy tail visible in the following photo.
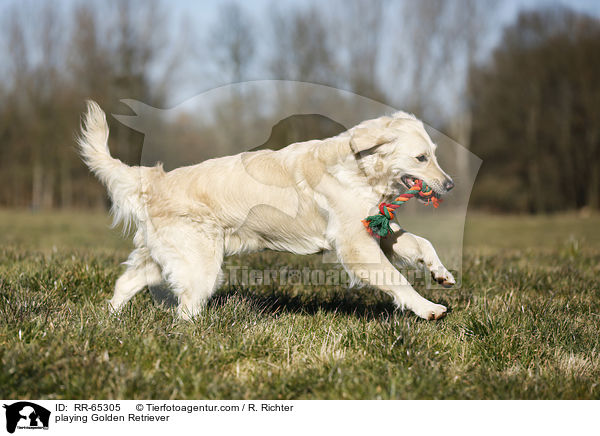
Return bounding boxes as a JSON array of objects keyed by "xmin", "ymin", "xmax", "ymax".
[{"xmin": 78, "ymin": 100, "xmax": 145, "ymax": 232}]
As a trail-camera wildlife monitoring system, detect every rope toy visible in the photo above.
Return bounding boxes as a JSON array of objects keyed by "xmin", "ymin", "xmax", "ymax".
[{"xmin": 362, "ymin": 179, "xmax": 441, "ymax": 238}]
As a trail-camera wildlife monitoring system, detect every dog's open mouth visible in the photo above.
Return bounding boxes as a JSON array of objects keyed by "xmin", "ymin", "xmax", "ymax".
[
  {"xmin": 400, "ymin": 175, "xmax": 443, "ymax": 200},
  {"xmin": 400, "ymin": 175, "xmax": 419, "ymax": 189}
]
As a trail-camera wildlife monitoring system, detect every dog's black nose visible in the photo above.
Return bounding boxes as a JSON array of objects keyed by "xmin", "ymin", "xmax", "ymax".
[{"xmin": 443, "ymin": 179, "xmax": 455, "ymax": 191}]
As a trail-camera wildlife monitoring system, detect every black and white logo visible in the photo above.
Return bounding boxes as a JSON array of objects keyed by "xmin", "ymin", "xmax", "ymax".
[{"xmin": 3, "ymin": 402, "xmax": 50, "ymax": 434}]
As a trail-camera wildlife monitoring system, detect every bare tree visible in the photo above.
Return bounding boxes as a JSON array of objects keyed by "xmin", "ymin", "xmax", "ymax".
[
  {"xmin": 207, "ymin": 3, "xmax": 258, "ymax": 154},
  {"xmin": 2, "ymin": 3, "xmax": 66, "ymax": 209},
  {"xmin": 269, "ymin": 5, "xmax": 336, "ymax": 85},
  {"xmin": 210, "ymin": 2, "xmax": 255, "ymax": 84},
  {"xmin": 330, "ymin": 0, "xmax": 387, "ymax": 102},
  {"xmin": 393, "ymin": 0, "xmax": 495, "ymax": 123},
  {"xmin": 0, "ymin": 0, "xmax": 182, "ymax": 209}
]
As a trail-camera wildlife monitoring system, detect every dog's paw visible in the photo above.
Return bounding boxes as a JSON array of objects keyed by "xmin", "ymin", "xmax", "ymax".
[
  {"xmin": 107, "ymin": 299, "xmax": 122, "ymax": 314},
  {"xmin": 177, "ymin": 310, "xmax": 195, "ymax": 322},
  {"xmin": 431, "ymin": 269, "xmax": 455, "ymax": 288},
  {"xmin": 414, "ymin": 302, "xmax": 447, "ymax": 321},
  {"xmin": 177, "ymin": 306, "xmax": 203, "ymax": 322}
]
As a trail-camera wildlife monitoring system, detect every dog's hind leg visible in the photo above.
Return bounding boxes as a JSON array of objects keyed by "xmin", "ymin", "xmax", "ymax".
[
  {"xmin": 381, "ymin": 225, "xmax": 455, "ymax": 288},
  {"xmin": 110, "ymin": 247, "xmax": 162, "ymax": 312},
  {"xmin": 151, "ymin": 222, "xmax": 224, "ymax": 321}
]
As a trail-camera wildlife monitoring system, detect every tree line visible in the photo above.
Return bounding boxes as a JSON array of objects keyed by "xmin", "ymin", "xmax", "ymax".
[{"xmin": 469, "ymin": 7, "xmax": 600, "ymax": 212}]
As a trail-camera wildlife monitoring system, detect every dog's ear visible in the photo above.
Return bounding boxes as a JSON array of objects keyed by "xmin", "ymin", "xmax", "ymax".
[{"xmin": 349, "ymin": 127, "xmax": 397, "ymax": 154}]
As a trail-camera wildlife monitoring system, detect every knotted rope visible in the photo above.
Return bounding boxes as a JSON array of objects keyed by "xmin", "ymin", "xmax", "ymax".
[{"xmin": 362, "ymin": 179, "xmax": 441, "ymax": 238}]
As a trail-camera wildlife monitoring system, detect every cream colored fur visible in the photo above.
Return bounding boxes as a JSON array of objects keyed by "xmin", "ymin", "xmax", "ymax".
[{"xmin": 78, "ymin": 101, "xmax": 455, "ymax": 321}]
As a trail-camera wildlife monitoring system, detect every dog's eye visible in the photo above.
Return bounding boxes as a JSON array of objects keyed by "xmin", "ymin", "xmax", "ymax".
[{"xmin": 416, "ymin": 154, "xmax": 427, "ymax": 162}]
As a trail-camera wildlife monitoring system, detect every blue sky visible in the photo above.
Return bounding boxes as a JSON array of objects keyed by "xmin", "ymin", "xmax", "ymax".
[
  {"xmin": 157, "ymin": 0, "xmax": 600, "ymax": 107},
  {"xmin": 166, "ymin": 0, "xmax": 600, "ymax": 41},
  {"xmin": 165, "ymin": 0, "xmax": 600, "ymax": 97},
  {"xmin": 167, "ymin": 0, "xmax": 600, "ymax": 25},
  {"xmin": 5, "ymin": 0, "xmax": 599, "ymax": 55},
  {"xmin": 3, "ymin": 0, "xmax": 599, "ymax": 108}
]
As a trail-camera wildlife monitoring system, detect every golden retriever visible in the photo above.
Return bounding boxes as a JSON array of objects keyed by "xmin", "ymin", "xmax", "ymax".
[{"xmin": 78, "ymin": 101, "xmax": 455, "ymax": 320}]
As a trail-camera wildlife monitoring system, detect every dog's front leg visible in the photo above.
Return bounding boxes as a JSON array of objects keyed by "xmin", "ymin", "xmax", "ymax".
[
  {"xmin": 336, "ymin": 229, "xmax": 447, "ymax": 320},
  {"xmin": 380, "ymin": 224, "xmax": 455, "ymax": 287}
]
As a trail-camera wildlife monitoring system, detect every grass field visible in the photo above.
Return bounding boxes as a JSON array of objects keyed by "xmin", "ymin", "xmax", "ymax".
[{"xmin": 0, "ymin": 209, "xmax": 599, "ymax": 399}]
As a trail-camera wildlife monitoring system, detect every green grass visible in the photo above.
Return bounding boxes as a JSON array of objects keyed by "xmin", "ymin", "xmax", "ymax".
[{"xmin": 0, "ymin": 209, "xmax": 599, "ymax": 399}]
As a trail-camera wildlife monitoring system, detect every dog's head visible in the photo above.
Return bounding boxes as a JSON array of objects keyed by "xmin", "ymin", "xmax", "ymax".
[{"xmin": 349, "ymin": 112, "xmax": 454, "ymax": 198}]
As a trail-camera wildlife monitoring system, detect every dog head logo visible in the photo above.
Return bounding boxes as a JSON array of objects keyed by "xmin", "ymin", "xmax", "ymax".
[{"xmin": 3, "ymin": 402, "xmax": 50, "ymax": 434}]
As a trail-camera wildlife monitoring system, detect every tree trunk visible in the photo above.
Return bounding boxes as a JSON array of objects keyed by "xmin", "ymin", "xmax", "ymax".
[
  {"xmin": 526, "ymin": 103, "xmax": 544, "ymax": 213},
  {"xmin": 32, "ymin": 163, "xmax": 43, "ymax": 211},
  {"xmin": 42, "ymin": 170, "xmax": 54, "ymax": 209},
  {"xmin": 450, "ymin": 110, "xmax": 472, "ymax": 203},
  {"xmin": 557, "ymin": 84, "xmax": 577, "ymax": 208},
  {"xmin": 586, "ymin": 129, "xmax": 599, "ymax": 209},
  {"xmin": 60, "ymin": 161, "xmax": 73, "ymax": 209}
]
